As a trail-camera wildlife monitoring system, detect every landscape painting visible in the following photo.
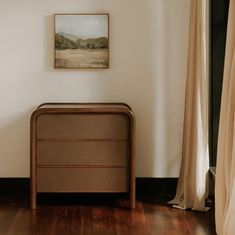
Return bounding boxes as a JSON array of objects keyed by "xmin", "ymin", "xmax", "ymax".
[{"xmin": 54, "ymin": 14, "xmax": 109, "ymax": 69}]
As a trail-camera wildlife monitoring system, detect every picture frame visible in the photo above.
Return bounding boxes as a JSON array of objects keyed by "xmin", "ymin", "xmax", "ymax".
[{"xmin": 54, "ymin": 13, "xmax": 109, "ymax": 69}]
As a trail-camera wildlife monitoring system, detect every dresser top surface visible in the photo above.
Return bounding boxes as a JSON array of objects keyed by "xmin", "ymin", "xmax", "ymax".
[{"xmin": 37, "ymin": 103, "xmax": 132, "ymax": 111}]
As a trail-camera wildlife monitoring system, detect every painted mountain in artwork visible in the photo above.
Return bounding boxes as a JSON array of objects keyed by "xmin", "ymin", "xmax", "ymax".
[{"xmin": 55, "ymin": 32, "xmax": 108, "ymax": 50}]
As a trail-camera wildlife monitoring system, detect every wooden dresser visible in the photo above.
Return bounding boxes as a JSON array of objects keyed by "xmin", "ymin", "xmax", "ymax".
[{"xmin": 30, "ymin": 103, "xmax": 135, "ymax": 209}]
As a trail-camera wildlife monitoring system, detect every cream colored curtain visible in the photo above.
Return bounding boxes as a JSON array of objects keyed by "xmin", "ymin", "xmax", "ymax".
[
  {"xmin": 169, "ymin": 0, "xmax": 209, "ymax": 211},
  {"xmin": 215, "ymin": 0, "xmax": 235, "ymax": 234}
]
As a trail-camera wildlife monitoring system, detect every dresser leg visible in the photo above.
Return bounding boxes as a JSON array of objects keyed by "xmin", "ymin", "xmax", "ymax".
[
  {"xmin": 31, "ymin": 196, "xmax": 36, "ymax": 210},
  {"xmin": 30, "ymin": 189, "xmax": 36, "ymax": 210},
  {"xmin": 30, "ymin": 167, "xmax": 36, "ymax": 209},
  {"xmin": 130, "ymin": 182, "xmax": 136, "ymax": 209},
  {"xmin": 130, "ymin": 196, "xmax": 136, "ymax": 209}
]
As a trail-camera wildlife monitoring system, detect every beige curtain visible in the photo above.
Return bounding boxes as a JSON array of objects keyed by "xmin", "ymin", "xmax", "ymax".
[
  {"xmin": 215, "ymin": 0, "xmax": 235, "ymax": 234},
  {"xmin": 169, "ymin": 0, "xmax": 209, "ymax": 211}
]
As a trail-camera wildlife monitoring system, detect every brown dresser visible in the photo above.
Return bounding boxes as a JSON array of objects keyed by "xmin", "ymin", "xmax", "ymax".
[{"xmin": 30, "ymin": 103, "xmax": 135, "ymax": 209}]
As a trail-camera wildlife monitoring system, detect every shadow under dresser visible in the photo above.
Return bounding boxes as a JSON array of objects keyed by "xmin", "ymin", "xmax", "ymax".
[{"xmin": 30, "ymin": 103, "xmax": 135, "ymax": 209}]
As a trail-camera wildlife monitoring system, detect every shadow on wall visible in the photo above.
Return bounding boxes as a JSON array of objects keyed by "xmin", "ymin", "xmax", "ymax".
[
  {"xmin": 44, "ymin": 15, "xmax": 54, "ymax": 72},
  {"xmin": 131, "ymin": 0, "xmax": 188, "ymax": 177},
  {"xmin": 161, "ymin": 1, "xmax": 189, "ymax": 176},
  {"xmin": 0, "ymin": 109, "xmax": 34, "ymax": 177}
]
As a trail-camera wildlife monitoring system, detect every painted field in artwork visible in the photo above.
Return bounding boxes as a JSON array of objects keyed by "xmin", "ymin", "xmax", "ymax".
[{"xmin": 55, "ymin": 48, "xmax": 108, "ymax": 68}]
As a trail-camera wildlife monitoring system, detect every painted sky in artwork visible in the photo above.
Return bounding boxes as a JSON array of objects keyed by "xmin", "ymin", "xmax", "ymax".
[{"xmin": 55, "ymin": 15, "xmax": 108, "ymax": 39}]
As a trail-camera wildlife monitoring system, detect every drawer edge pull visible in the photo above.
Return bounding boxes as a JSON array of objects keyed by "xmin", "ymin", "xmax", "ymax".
[
  {"xmin": 37, "ymin": 164, "xmax": 129, "ymax": 168},
  {"xmin": 37, "ymin": 139, "xmax": 128, "ymax": 142}
]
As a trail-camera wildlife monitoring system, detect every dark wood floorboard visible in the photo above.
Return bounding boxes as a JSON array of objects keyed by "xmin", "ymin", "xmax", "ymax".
[{"xmin": 0, "ymin": 193, "xmax": 216, "ymax": 235}]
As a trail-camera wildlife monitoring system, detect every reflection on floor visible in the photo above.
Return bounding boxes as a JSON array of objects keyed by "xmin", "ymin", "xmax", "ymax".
[{"xmin": 0, "ymin": 193, "xmax": 216, "ymax": 235}]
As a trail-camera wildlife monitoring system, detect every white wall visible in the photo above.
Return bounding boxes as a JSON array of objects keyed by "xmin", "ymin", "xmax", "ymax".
[{"xmin": 0, "ymin": 0, "xmax": 190, "ymax": 177}]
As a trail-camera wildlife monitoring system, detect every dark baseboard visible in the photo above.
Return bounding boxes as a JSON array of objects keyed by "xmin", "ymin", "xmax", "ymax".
[
  {"xmin": 0, "ymin": 178, "xmax": 30, "ymax": 195},
  {"xmin": 0, "ymin": 177, "xmax": 178, "ymax": 197},
  {"xmin": 136, "ymin": 177, "xmax": 177, "ymax": 196}
]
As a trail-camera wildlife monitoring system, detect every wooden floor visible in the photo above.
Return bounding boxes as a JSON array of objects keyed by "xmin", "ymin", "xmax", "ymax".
[{"xmin": 0, "ymin": 193, "xmax": 216, "ymax": 235}]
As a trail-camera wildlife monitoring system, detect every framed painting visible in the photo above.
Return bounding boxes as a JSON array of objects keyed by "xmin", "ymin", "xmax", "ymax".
[{"xmin": 54, "ymin": 13, "xmax": 109, "ymax": 69}]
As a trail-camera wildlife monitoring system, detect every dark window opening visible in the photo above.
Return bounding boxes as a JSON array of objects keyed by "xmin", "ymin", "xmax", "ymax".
[{"xmin": 210, "ymin": 0, "xmax": 230, "ymax": 166}]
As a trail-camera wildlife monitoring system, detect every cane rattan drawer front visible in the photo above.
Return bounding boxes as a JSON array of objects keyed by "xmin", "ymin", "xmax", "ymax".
[
  {"xmin": 30, "ymin": 103, "xmax": 135, "ymax": 209},
  {"xmin": 36, "ymin": 114, "xmax": 129, "ymax": 140},
  {"xmin": 37, "ymin": 141, "xmax": 128, "ymax": 165},
  {"xmin": 37, "ymin": 167, "xmax": 128, "ymax": 193}
]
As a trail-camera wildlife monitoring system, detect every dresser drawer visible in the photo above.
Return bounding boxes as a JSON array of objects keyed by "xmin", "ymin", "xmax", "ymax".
[
  {"xmin": 36, "ymin": 114, "xmax": 129, "ymax": 140},
  {"xmin": 37, "ymin": 141, "xmax": 128, "ymax": 165},
  {"xmin": 37, "ymin": 168, "xmax": 128, "ymax": 192}
]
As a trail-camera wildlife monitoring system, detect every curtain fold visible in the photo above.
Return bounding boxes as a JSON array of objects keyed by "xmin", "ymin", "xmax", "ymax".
[
  {"xmin": 169, "ymin": 0, "xmax": 209, "ymax": 212},
  {"xmin": 215, "ymin": 0, "xmax": 235, "ymax": 234}
]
